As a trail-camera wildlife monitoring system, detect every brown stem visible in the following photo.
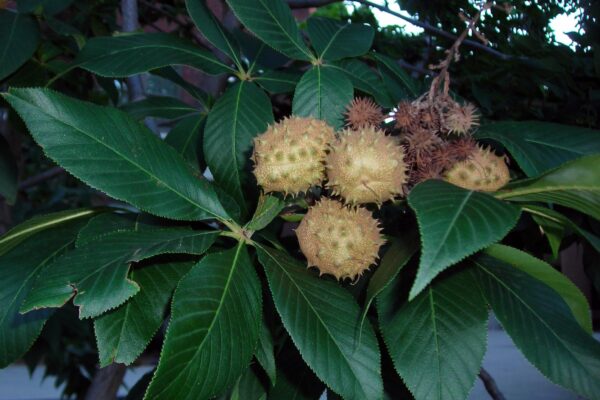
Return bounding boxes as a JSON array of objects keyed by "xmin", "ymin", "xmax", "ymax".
[
  {"xmin": 18, "ymin": 166, "xmax": 65, "ymax": 190},
  {"xmin": 479, "ymin": 367, "xmax": 506, "ymax": 400},
  {"xmin": 84, "ymin": 364, "xmax": 127, "ymax": 400}
]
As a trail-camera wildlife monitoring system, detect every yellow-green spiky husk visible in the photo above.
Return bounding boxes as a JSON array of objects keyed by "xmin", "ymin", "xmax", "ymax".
[
  {"xmin": 326, "ymin": 127, "xmax": 408, "ymax": 204},
  {"xmin": 295, "ymin": 198, "xmax": 385, "ymax": 280},
  {"xmin": 252, "ymin": 117, "xmax": 335, "ymax": 195},
  {"xmin": 445, "ymin": 145, "xmax": 510, "ymax": 192}
]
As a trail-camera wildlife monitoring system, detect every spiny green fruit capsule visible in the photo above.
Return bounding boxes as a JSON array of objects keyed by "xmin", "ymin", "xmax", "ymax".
[
  {"xmin": 252, "ymin": 116, "xmax": 335, "ymax": 195},
  {"xmin": 326, "ymin": 127, "xmax": 408, "ymax": 204},
  {"xmin": 296, "ymin": 198, "xmax": 385, "ymax": 280},
  {"xmin": 445, "ymin": 145, "xmax": 510, "ymax": 192}
]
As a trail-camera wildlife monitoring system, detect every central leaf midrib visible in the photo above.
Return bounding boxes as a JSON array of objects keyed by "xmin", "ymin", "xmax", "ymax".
[{"xmin": 319, "ymin": 23, "xmax": 348, "ymax": 59}]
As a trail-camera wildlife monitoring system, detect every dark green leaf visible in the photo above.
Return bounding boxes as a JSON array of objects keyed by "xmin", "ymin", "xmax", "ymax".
[
  {"xmin": 145, "ymin": 243, "xmax": 262, "ymax": 399},
  {"xmin": 204, "ymin": 81, "xmax": 274, "ymax": 212},
  {"xmin": 0, "ymin": 135, "xmax": 18, "ymax": 204},
  {"xmin": 331, "ymin": 59, "xmax": 394, "ymax": 107},
  {"xmin": 496, "ymin": 155, "xmax": 600, "ymax": 220},
  {"xmin": 380, "ymin": 268, "xmax": 488, "ymax": 400},
  {"xmin": 165, "ymin": 114, "xmax": 206, "ymax": 172},
  {"xmin": 17, "ymin": 0, "xmax": 73, "ymax": 15},
  {"xmin": 246, "ymin": 194, "xmax": 285, "ymax": 232},
  {"xmin": 121, "ymin": 96, "xmax": 198, "ymax": 120},
  {"xmin": 76, "ymin": 212, "xmax": 144, "ymax": 248},
  {"xmin": 373, "ymin": 53, "xmax": 420, "ymax": 99},
  {"xmin": 475, "ymin": 121, "xmax": 600, "ymax": 177},
  {"xmin": 257, "ymin": 245, "xmax": 382, "ymax": 400},
  {"xmin": 484, "ymin": 244, "xmax": 592, "ymax": 333},
  {"xmin": 408, "ymin": 180, "xmax": 520, "ymax": 299},
  {"xmin": 307, "ymin": 17, "xmax": 374, "ymax": 61},
  {"xmin": 0, "ymin": 220, "xmax": 87, "ymax": 368},
  {"xmin": 186, "ymin": 0, "xmax": 242, "ymax": 68},
  {"xmin": 94, "ymin": 261, "xmax": 193, "ymax": 367},
  {"xmin": 3, "ymin": 88, "xmax": 231, "ymax": 222},
  {"xmin": 254, "ymin": 70, "xmax": 300, "ymax": 93},
  {"xmin": 0, "ymin": 10, "xmax": 40, "ymax": 80},
  {"xmin": 230, "ymin": 366, "xmax": 267, "ymax": 400},
  {"xmin": 474, "ymin": 254, "xmax": 600, "ymax": 400},
  {"xmin": 150, "ymin": 67, "xmax": 209, "ymax": 105},
  {"xmin": 255, "ymin": 319, "xmax": 276, "ymax": 385},
  {"xmin": 76, "ymin": 33, "xmax": 234, "ymax": 77},
  {"xmin": 21, "ymin": 228, "xmax": 218, "ymax": 318},
  {"xmin": 226, "ymin": 0, "xmax": 313, "ymax": 61},
  {"xmin": 292, "ymin": 65, "xmax": 353, "ymax": 129}
]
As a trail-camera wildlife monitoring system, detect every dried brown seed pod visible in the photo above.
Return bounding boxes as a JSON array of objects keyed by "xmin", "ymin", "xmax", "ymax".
[
  {"xmin": 444, "ymin": 103, "xmax": 480, "ymax": 135},
  {"xmin": 345, "ymin": 97, "xmax": 383, "ymax": 129}
]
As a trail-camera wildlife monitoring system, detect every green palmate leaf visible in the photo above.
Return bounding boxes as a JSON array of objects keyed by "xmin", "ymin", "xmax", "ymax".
[
  {"xmin": 121, "ymin": 96, "xmax": 198, "ymax": 120},
  {"xmin": 255, "ymin": 319, "xmax": 276, "ymax": 385},
  {"xmin": 21, "ymin": 228, "xmax": 218, "ymax": 318},
  {"xmin": 0, "ymin": 135, "xmax": 18, "ymax": 205},
  {"xmin": 524, "ymin": 204, "xmax": 600, "ymax": 253},
  {"xmin": 225, "ymin": 0, "xmax": 313, "ymax": 61},
  {"xmin": 0, "ymin": 220, "xmax": 87, "ymax": 368},
  {"xmin": 331, "ymin": 59, "xmax": 394, "ymax": 107},
  {"xmin": 475, "ymin": 121, "xmax": 600, "ymax": 177},
  {"xmin": 3, "ymin": 88, "xmax": 232, "ymax": 222},
  {"xmin": 359, "ymin": 234, "xmax": 418, "ymax": 333},
  {"xmin": 373, "ymin": 53, "xmax": 421, "ymax": 99},
  {"xmin": 151, "ymin": 67, "xmax": 209, "ymax": 105},
  {"xmin": 307, "ymin": 17, "xmax": 374, "ymax": 61},
  {"xmin": 246, "ymin": 194, "xmax": 285, "ymax": 232},
  {"xmin": 0, "ymin": 208, "xmax": 101, "ymax": 255},
  {"xmin": 408, "ymin": 180, "xmax": 520, "ymax": 299},
  {"xmin": 76, "ymin": 212, "xmax": 148, "ymax": 247},
  {"xmin": 380, "ymin": 268, "xmax": 488, "ymax": 400},
  {"xmin": 94, "ymin": 261, "xmax": 193, "ymax": 367},
  {"xmin": 204, "ymin": 81, "xmax": 274, "ymax": 213},
  {"xmin": 254, "ymin": 70, "xmax": 301, "ymax": 94},
  {"xmin": 496, "ymin": 154, "xmax": 600, "ymax": 220},
  {"xmin": 230, "ymin": 366, "xmax": 267, "ymax": 400},
  {"xmin": 166, "ymin": 114, "xmax": 206, "ymax": 172},
  {"xmin": 0, "ymin": 10, "xmax": 40, "ymax": 80},
  {"xmin": 474, "ymin": 255, "xmax": 600, "ymax": 400},
  {"xmin": 186, "ymin": 0, "xmax": 242, "ymax": 68},
  {"xmin": 292, "ymin": 65, "xmax": 353, "ymax": 129},
  {"xmin": 145, "ymin": 243, "xmax": 262, "ymax": 400},
  {"xmin": 257, "ymin": 245, "xmax": 383, "ymax": 400},
  {"xmin": 484, "ymin": 244, "xmax": 592, "ymax": 333},
  {"xmin": 75, "ymin": 33, "xmax": 234, "ymax": 77}
]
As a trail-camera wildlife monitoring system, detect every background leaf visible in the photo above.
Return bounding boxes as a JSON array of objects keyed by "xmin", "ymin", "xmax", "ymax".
[
  {"xmin": 0, "ymin": 135, "xmax": 19, "ymax": 205},
  {"xmin": 255, "ymin": 319, "xmax": 276, "ymax": 386},
  {"xmin": 94, "ymin": 261, "xmax": 193, "ymax": 367},
  {"xmin": 225, "ymin": 0, "xmax": 313, "ymax": 61},
  {"xmin": 0, "ymin": 10, "xmax": 40, "ymax": 80},
  {"xmin": 3, "ymin": 88, "xmax": 231, "ymax": 222},
  {"xmin": 380, "ymin": 268, "xmax": 488, "ymax": 400},
  {"xmin": 292, "ymin": 65, "xmax": 353, "ymax": 129},
  {"xmin": 257, "ymin": 246, "xmax": 382, "ymax": 400},
  {"xmin": 76, "ymin": 33, "xmax": 234, "ymax": 77},
  {"xmin": 21, "ymin": 229, "xmax": 218, "ymax": 319},
  {"xmin": 246, "ymin": 194, "xmax": 285, "ymax": 232},
  {"xmin": 373, "ymin": 53, "xmax": 421, "ymax": 99},
  {"xmin": 121, "ymin": 96, "xmax": 198, "ymax": 120},
  {"xmin": 496, "ymin": 154, "xmax": 600, "ymax": 220},
  {"xmin": 408, "ymin": 180, "xmax": 520, "ymax": 299},
  {"xmin": 476, "ymin": 121, "xmax": 600, "ymax": 177},
  {"xmin": 474, "ymin": 254, "xmax": 600, "ymax": 400},
  {"xmin": 165, "ymin": 114, "xmax": 206, "ymax": 172},
  {"xmin": 307, "ymin": 17, "xmax": 374, "ymax": 61},
  {"xmin": 254, "ymin": 70, "xmax": 300, "ymax": 94},
  {"xmin": 145, "ymin": 243, "xmax": 261, "ymax": 400},
  {"xmin": 330, "ymin": 59, "xmax": 394, "ymax": 107},
  {"xmin": 76, "ymin": 212, "xmax": 147, "ymax": 247},
  {"xmin": 204, "ymin": 81, "xmax": 274, "ymax": 214}
]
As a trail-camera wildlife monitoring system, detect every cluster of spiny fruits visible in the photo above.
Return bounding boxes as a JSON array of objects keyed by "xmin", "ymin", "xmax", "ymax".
[{"xmin": 250, "ymin": 95, "xmax": 510, "ymax": 281}]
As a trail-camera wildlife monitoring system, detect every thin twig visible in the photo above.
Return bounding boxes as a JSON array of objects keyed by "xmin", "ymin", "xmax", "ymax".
[
  {"xmin": 479, "ymin": 368, "xmax": 506, "ymax": 400},
  {"xmin": 19, "ymin": 167, "xmax": 65, "ymax": 190},
  {"xmin": 287, "ymin": 0, "xmax": 339, "ymax": 7},
  {"xmin": 121, "ymin": 0, "xmax": 145, "ymax": 101}
]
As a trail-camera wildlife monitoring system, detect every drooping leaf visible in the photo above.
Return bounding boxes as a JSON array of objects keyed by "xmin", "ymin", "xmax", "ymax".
[
  {"xmin": 331, "ymin": 59, "xmax": 394, "ymax": 107},
  {"xmin": 0, "ymin": 135, "xmax": 18, "ymax": 205},
  {"xmin": 226, "ymin": 0, "xmax": 313, "ymax": 61},
  {"xmin": 255, "ymin": 319, "xmax": 276, "ymax": 385},
  {"xmin": 474, "ymin": 254, "xmax": 600, "ymax": 400},
  {"xmin": 121, "ymin": 96, "xmax": 198, "ymax": 120},
  {"xmin": 246, "ymin": 194, "xmax": 285, "ymax": 232},
  {"xmin": 407, "ymin": 180, "xmax": 520, "ymax": 299},
  {"xmin": 292, "ymin": 65, "xmax": 353, "ymax": 129},
  {"xmin": 3, "ymin": 88, "xmax": 231, "ymax": 222},
  {"xmin": 307, "ymin": 17, "xmax": 374, "ymax": 61},
  {"xmin": 0, "ymin": 208, "xmax": 101, "ymax": 255},
  {"xmin": 186, "ymin": 0, "xmax": 242, "ymax": 68},
  {"xmin": 475, "ymin": 121, "xmax": 600, "ymax": 177},
  {"xmin": 496, "ymin": 154, "xmax": 600, "ymax": 220},
  {"xmin": 150, "ymin": 67, "xmax": 209, "ymax": 105},
  {"xmin": 0, "ymin": 220, "xmax": 87, "ymax": 368},
  {"xmin": 373, "ymin": 53, "xmax": 420, "ymax": 99},
  {"xmin": 257, "ymin": 245, "xmax": 383, "ymax": 400},
  {"xmin": 484, "ymin": 243, "xmax": 592, "ymax": 333},
  {"xmin": 75, "ymin": 33, "xmax": 234, "ymax": 77},
  {"xmin": 0, "ymin": 10, "xmax": 40, "ymax": 80},
  {"xmin": 145, "ymin": 243, "xmax": 262, "ymax": 400},
  {"xmin": 21, "ymin": 228, "xmax": 218, "ymax": 318},
  {"xmin": 231, "ymin": 365, "xmax": 268, "ymax": 400},
  {"xmin": 254, "ymin": 70, "xmax": 301, "ymax": 94},
  {"xmin": 380, "ymin": 268, "xmax": 488, "ymax": 400},
  {"xmin": 204, "ymin": 81, "xmax": 274, "ymax": 213},
  {"xmin": 94, "ymin": 261, "xmax": 193, "ymax": 367},
  {"xmin": 165, "ymin": 114, "xmax": 206, "ymax": 172}
]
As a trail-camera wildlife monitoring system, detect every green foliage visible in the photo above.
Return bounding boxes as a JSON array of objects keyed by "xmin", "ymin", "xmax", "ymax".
[{"xmin": 0, "ymin": 10, "xmax": 39, "ymax": 80}]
